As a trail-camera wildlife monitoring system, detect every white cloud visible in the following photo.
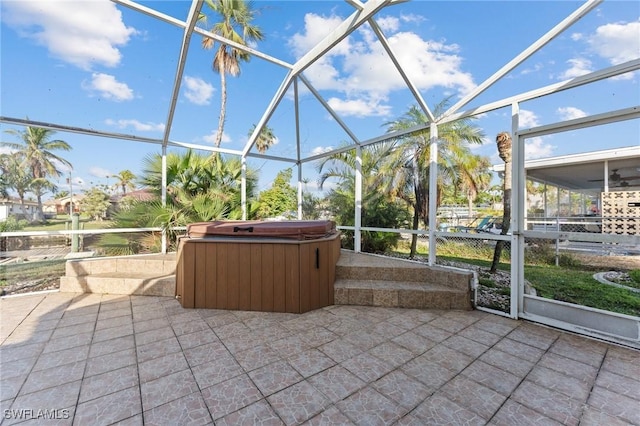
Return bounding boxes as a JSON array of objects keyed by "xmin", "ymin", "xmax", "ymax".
[
  {"xmin": 400, "ymin": 13, "xmax": 426, "ymax": 25},
  {"xmin": 525, "ymin": 137, "xmax": 555, "ymax": 159},
  {"xmin": 520, "ymin": 63, "xmax": 543, "ymax": 75},
  {"xmin": 202, "ymin": 130, "xmax": 232, "ymax": 145},
  {"xmin": 376, "ymin": 16, "xmax": 400, "ymax": 32},
  {"xmin": 2, "ymin": 0, "xmax": 136, "ymax": 70},
  {"xmin": 559, "ymin": 58, "xmax": 593, "ymax": 80},
  {"xmin": 89, "ymin": 167, "xmax": 113, "ymax": 179},
  {"xmin": 82, "ymin": 73, "xmax": 134, "ymax": 101},
  {"xmin": 327, "ymin": 97, "xmax": 392, "ymax": 117},
  {"xmin": 518, "ymin": 109, "xmax": 540, "ymax": 129},
  {"xmin": 310, "ymin": 146, "xmax": 335, "ymax": 156},
  {"xmin": 105, "ymin": 119, "xmax": 165, "ymax": 132},
  {"xmin": 289, "ymin": 13, "xmax": 476, "ymax": 118},
  {"xmin": 183, "ymin": 76, "xmax": 215, "ymax": 105},
  {"xmin": 556, "ymin": 107, "xmax": 587, "ymax": 121},
  {"xmin": 588, "ymin": 20, "xmax": 640, "ymax": 65}
]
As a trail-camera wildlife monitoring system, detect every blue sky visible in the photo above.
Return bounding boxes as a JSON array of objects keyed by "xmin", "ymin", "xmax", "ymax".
[{"xmin": 1, "ymin": 0, "xmax": 639, "ymax": 198}]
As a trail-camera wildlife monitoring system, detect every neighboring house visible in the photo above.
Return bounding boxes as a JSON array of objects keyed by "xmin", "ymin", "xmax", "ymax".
[
  {"xmin": 108, "ymin": 189, "xmax": 156, "ymax": 216},
  {"xmin": 43, "ymin": 195, "xmax": 84, "ymax": 217},
  {"xmin": 0, "ymin": 197, "xmax": 39, "ymax": 222}
]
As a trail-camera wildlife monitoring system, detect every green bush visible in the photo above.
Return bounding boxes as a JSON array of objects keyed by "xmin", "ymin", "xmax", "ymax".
[
  {"xmin": 0, "ymin": 216, "xmax": 28, "ymax": 232},
  {"xmin": 629, "ymin": 269, "xmax": 640, "ymax": 284}
]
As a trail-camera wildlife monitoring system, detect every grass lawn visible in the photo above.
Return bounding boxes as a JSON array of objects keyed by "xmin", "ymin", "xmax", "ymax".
[
  {"xmin": 23, "ymin": 216, "xmax": 112, "ymax": 231},
  {"xmin": 0, "ymin": 259, "xmax": 66, "ymax": 291}
]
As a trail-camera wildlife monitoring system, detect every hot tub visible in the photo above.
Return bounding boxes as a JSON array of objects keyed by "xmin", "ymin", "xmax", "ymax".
[{"xmin": 176, "ymin": 220, "xmax": 341, "ymax": 313}]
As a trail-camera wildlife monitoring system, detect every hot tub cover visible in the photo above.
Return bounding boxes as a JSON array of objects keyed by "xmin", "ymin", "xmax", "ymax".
[{"xmin": 186, "ymin": 220, "xmax": 337, "ymax": 240}]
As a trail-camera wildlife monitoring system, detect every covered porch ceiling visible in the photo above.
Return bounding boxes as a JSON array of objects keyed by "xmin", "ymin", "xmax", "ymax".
[{"xmin": 494, "ymin": 146, "xmax": 640, "ymax": 194}]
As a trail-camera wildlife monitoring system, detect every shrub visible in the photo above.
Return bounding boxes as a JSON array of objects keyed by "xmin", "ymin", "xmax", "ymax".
[{"xmin": 629, "ymin": 269, "xmax": 640, "ymax": 284}]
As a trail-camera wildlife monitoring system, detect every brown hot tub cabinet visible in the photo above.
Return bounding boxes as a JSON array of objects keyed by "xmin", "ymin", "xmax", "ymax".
[{"xmin": 176, "ymin": 220, "xmax": 341, "ymax": 313}]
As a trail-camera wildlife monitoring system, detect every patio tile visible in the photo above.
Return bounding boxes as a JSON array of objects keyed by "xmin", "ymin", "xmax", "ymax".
[
  {"xmin": 412, "ymin": 393, "xmax": 485, "ymax": 426},
  {"xmin": 97, "ymin": 307, "xmax": 131, "ymax": 321},
  {"xmin": 0, "ymin": 374, "xmax": 26, "ymax": 402},
  {"xmin": 248, "ymin": 360, "xmax": 303, "ymax": 396},
  {"xmin": 512, "ymin": 380, "xmax": 583, "ymax": 426},
  {"xmin": 0, "ymin": 356, "xmax": 38, "ymax": 380},
  {"xmin": 474, "ymin": 316, "xmax": 519, "ymax": 336},
  {"xmin": 401, "ymin": 355, "xmax": 457, "ymax": 389},
  {"xmin": 201, "ymin": 374, "xmax": 262, "ymax": 420},
  {"xmin": 135, "ymin": 336, "xmax": 182, "ymax": 363},
  {"xmin": 371, "ymin": 370, "xmax": 431, "ymax": 410},
  {"xmin": 367, "ymin": 341, "xmax": 413, "ymax": 368},
  {"xmin": 441, "ymin": 334, "xmax": 490, "ymax": 358},
  {"xmin": 93, "ymin": 323, "xmax": 134, "ymax": 343},
  {"xmin": 527, "ymin": 365, "xmax": 593, "ymax": 401},
  {"xmin": 303, "ymin": 405, "xmax": 355, "ymax": 425},
  {"xmin": 337, "ymin": 387, "xmax": 406, "ymax": 426},
  {"xmin": 56, "ymin": 312, "xmax": 97, "ymax": 328},
  {"xmin": 95, "ymin": 314, "xmax": 132, "ymax": 331},
  {"xmin": 0, "ymin": 341, "xmax": 45, "ymax": 362},
  {"xmin": 288, "ymin": 348, "xmax": 336, "ymax": 378},
  {"xmin": 594, "ymin": 369, "xmax": 640, "ymax": 401},
  {"xmin": 428, "ymin": 316, "xmax": 469, "ymax": 333},
  {"xmin": 42, "ymin": 331, "xmax": 93, "ymax": 354},
  {"xmin": 368, "ymin": 321, "xmax": 406, "ymax": 340},
  {"xmin": 439, "ymin": 375, "xmax": 506, "ymax": 419},
  {"xmin": 549, "ymin": 337, "xmax": 606, "ymax": 367},
  {"xmin": 506, "ymin": 324, "xmax": 559, "ymax": 350},
  {"xmin": 183, "ymin": 340, "xmax": 232, "ymax": 368},
  {"xmin": 538, "ymin": 352, "xmax": 599, "ymax": 382},
  {"xmin": 307, "ymin": 365, "xmax": 366, "ymax": 403},
  {"xmin": 138, "ymin": 351, "xmax": 188, "ymax": 383},
  {"xmin": 424, "ymin": 344, "xmax": 474, "ymax": 373},
  {"xmin": 204, "ymin": 312, "xmax": 238, "ymax": 328},
  {"xmin": 460, "ymin": 360, "xmax": 522, "ymax": 396},
  {"xmin": 191, "ymin": 353, "xmax": 244, "ymax": 389},
  {"xmin": 234, "ymin": 344, "xmax": 282, "ymax": 372},
  {"xmin": 490, "ymin": 399, "xmax": 563, "ymax": 426},
  {"xmin": 74, "ymin": 386, "xmax": 141, "ymax": 426},
  {"xmin": 10, "ymin": 380, "xmax": 81, "ymax": 417},
  {"xmin": 170, "ymin": 318, "xmax": 210, "ymax": 336},
  {"xmin": 479, "ymin": 348, "xmax": 535, "ymax": 378},
  {"xmin": 143, "ymin": 391, "xmax": 212, "ymax": 426},
  {"xmin": 140, "ymin": 369, "xmax": 199, "ymax": 411},
  {"xmin": 54, "ymin": 322, "xmax": 95, "ymax": 339},
  {"xmin": 268, "ymin": 334, "xmax": 312, "ymax": 357},
  {"xmin": 341, "ymin": 352, "xmax": 394, "ymax": 383},
  {"xmin": 177, "ymin": 329, "xmax": 218, "ymax": 350},
  {"xmin": 134, "ymin": 326, "xmax": 175, "ymax": 347},
  {"xmin": 32, "ymin": 344, "xmax": 90, "ymax": 371},
  {"xmin": 601, "ymin": 352, "xmax": 640, "ymax": 378},
  {"xmin": 214, "ymin": 321, "xmax": 251, "ymax": 340},
  {"xmin": 412, "ymin": 323, "xmax": 452, "ymax": 342},
  {"xmin": 494, "ymin": 337, "xmax": 545, "ymax": 363},
  {"xmin": 133, "ymin": 316, "xmax": 170, "ymax": 334},
  {"xmin": 579, "ymin": 406, "xmax": 634, "ymax": 426},
  {"xmin": 19, "ymin": 360, "xmax": 85, "ymax": 395},
  {"xmin": 268, "ymin": 381, "xmax": 330, "ymax": 425},
  {"xmin": 216, "ymin": 399, "xmax": 283, "ymax": 426},
  {"xmin": 318, "ymin": 339, "xmax": 362, "ymax": 363},
  {"xmin": 391, "ymin": 331, "xmax": 436, "ymax": 355},
  {"xmin": 85, "ymin": 348, "xmax": 136, "ymax": 377},
  {"xmin": 342, "ymin": 329, "xmax": 386, "ymax": 351},
  {"xmin": 89, "ymin": 335, "xmax": 134, "ymax": 359},
  {"xmin": 79, "ymin": 365, "xmax": 138, "ymax": 403},
  {"xmin": 587, "ymin": 386, "xmax": 640, "ymax": 425}
]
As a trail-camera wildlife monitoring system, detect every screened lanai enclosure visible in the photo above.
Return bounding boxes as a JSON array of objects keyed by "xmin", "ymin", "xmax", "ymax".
[{"xmin": 1, "ymin": 0, "xmax": 639, "ymax": 347}]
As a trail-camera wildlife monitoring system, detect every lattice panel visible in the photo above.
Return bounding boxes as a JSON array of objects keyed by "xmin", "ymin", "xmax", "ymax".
[{"xmin": 601, "ymin": 191, "xmax": 639, "ymax": 235}]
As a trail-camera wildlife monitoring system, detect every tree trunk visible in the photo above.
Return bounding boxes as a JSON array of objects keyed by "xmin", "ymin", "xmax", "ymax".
[
  {"xmin": 490, "ymin": 160, "xmax": 511, "ymax": 273},
  {"xmin": 215, "ymin": 56, "xmax": 227, "ymax": 148},
  {"xmin": 410, "ymin": 208, "xmax": 419, "ymax": 258}
]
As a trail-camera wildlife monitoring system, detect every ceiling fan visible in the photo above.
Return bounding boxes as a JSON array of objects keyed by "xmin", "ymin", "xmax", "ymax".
[{"xmin": 588, "ymin": 168, "xmax": 640, "ymax": 183}]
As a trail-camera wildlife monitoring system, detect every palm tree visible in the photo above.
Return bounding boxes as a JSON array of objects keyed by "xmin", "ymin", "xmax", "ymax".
[
  {"xmin": 0, "ymin": 152, "xmax": 32, "ymax": 207},
  {"xmin": 2, "ymin": 126, "xmax": 72, "ymax": 221},
  {"xmin": 200, "ymin": 0, "xmax": 264, "ymax": 147},
  {"xmin": 317, "ymin": 143, "xmax": 410, "ymax": 252},
  {"xmin": 456, "ymin": 154, "xmax": 492, "ymax": 217},
  {"xmin": 384, "ymin": 100, "xmax": 485, "ymax": 257},
  {"xmin": 490, "ymin": 131, "xmax": 512, "ymax": 273},
  {"xmin": 248, "ymin": 124, "xmax": 276, "ymax": 154},
  {"xmin": 113, "ymin": 170, "xmax": 136, "ymax": 195}
]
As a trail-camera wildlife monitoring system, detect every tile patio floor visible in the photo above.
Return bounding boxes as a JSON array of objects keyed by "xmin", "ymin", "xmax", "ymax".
[{"xmin": 1, "ymin": 291, "xmax": 639, "ymax": 425}]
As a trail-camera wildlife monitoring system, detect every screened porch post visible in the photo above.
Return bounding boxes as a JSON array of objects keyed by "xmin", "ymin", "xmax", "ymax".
[
  {"xmin": 511, "ymin": 102, "xmax": 524, "ymax": 319},
  {"xmin": 428, "ymin": 123, "xmax": 438, "ymax": 266},
  {"xmin": 241, "ymin": 158, "xmax": 247, "ymax": 220},
  {"xmin": 354, "ymin": 145, "xmax": 362, "ymax": 253},
  {"xmin": 161, "ymin": 145, "xmax": 167, "ymax": 254},
  {"xmin": 297, "ymin": 164, "xmax": 303, "ymax": 220}
]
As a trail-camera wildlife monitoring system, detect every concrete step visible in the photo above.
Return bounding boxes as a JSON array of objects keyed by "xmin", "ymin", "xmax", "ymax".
[
  {"xmin": 334, "ymin": 278, "xmax": 472, "ymax": 310},
  {"xmin": 60, "ymin": 272, "xmax": 175, "ymax": 297}
]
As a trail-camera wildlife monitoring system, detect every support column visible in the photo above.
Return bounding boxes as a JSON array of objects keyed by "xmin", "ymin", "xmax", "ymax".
[
  {"xmin": 297, "ymin": 163, "xmax": 303, "ymax": 220},
  {"xmin": 241, "ymin": 158, "xmax": 247, "ymax": 220},
  {"xmin": 161, "ymin": 146, "xmax": 167, "ymax": 254},
  {"xmin": 354, "ymin": 145, "xmax": 362, "ymax": 253},
  {"xmin": 511, "ymin": 102, "xmax": 524, "ymax": 319},
  {"xmin": 428, "ymin": 123, "xmax": 438, "ymax": 266}
]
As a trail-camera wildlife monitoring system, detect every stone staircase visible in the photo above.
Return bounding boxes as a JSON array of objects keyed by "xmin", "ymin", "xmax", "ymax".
[
  {"xmin": 334, "ymin": 251, "xmax": 475, "ymax": 310},
  {"xmin": 59, "ymin": 251, "xmax": 476, "ymax": 311},
  {"xmin": 59, "ymin": 254, "xmax": 176, "ymax": 297}
]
